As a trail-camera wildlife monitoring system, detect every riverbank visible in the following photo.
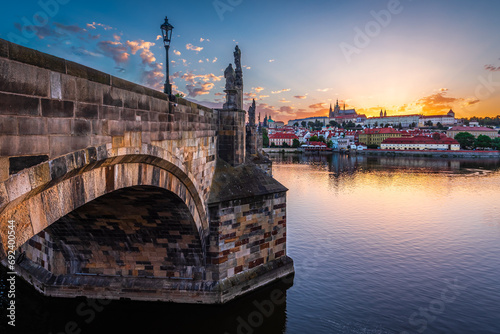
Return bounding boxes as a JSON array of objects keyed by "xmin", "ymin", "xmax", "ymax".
[
  {"xmin": 263, "ymin": 148, "xmax": 500, "ymax": 159},
  {"xmin": 358, "ymin": 149, "xmax": 500, "ymax": 159}
]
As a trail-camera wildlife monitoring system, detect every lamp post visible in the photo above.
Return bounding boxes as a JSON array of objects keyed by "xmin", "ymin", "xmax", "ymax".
[{"xmin": 161, "ymin": 16, "xmax": 174, "ymax": 96}]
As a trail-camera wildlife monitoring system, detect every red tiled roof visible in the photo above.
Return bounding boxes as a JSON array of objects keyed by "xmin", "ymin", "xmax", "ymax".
[
  {"xmin": 269, "ymin": 133, "xmax": 299, "ymax": 139},
  {"xmin": 448, "ymin": 126, "xmax": 496, "ymax": 132}
]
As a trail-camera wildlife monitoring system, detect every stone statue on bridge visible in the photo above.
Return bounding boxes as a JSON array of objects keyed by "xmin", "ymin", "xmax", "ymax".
[{"xmin": 224, "ymin": 63, "xmax": 236, "ymax": 90}]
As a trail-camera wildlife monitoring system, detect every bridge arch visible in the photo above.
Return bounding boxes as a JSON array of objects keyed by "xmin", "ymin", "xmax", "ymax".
[{"xmin": 0, "ymin": 144, "xmax": 210, "ymax": 258}]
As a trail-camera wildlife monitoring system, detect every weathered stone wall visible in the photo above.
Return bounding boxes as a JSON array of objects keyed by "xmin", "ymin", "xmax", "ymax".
[
  {"xmin": 0, "ymin": 37, "xmax": 217, "ymax": 214},
  {"xmin": 217, "ymin": 109, "xmax": 246, "ymax": 166},
  {"xmin": 208, "ymin": 192, "xmax": 287, "ymax": 281}
]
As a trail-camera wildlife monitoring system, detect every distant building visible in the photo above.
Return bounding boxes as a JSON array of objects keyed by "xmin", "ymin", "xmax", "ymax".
[
  {"xmin": 418, "ymin": 110, "xmax": 456, "ymax": 127},
  {"xmin": 269, "ymin": 133, "xmax": 298, "ymax": 146},
  {"xmin": 358, "ymin": 128, "xmax": 403, "ymax": 147},
  {"xmin": 364, "ymin": 113, "xmax": 420, "ymax": 128},
  {"xmin": 329, "ymin": 100, "xmax": 358, "ymax": 123},
  {"xmin": 381, "ymin": 136, "xmax": 460, "ymax": 151},
  {"xmin": 287, "ymin": 116, "xmax": 330, "ymax": 127},
  {"xmin": 447, "ymin": 126, "xmax": 498, "ymax": 139}
]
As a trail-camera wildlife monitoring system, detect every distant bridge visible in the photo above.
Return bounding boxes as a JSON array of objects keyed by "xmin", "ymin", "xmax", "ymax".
[{"xmin": 0, "ymin": 38, "xmax": 293, "ymax": 303}]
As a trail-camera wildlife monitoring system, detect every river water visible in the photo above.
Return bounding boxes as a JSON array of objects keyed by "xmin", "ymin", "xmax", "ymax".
[{"xmin": 1, "ymin": 154, "xmax": 500, "ymax": 333}]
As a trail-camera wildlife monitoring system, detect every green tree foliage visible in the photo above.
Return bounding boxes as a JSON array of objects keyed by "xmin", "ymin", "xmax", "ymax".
[
  {"xmin": 301, "ymin": 121, "xmax": 307, "ymax": 127},
  {"xmin": 475, "ymin": 135, "xmax": 492, "ymax": 149},
  {"xmin": 454, "ymin": 132, "xmax": 475, "ymax": 150},
  {"xmin": 318, "ymin": 135, "xmax": 326, "ymax": 143},
  {"xmin": 329, "ymin": 120, "xmax": 338, "ymax": 127},
  {"xmin": 282, "ymin": 142, "xmax": 290, "ymax": 148},
  {"xmin": 327, "ymin": 140, "xmax": 333, "ymax": 148},
  {"xmin": 293, "ymin": 122, "xmax": 299, "ymax": 127},
  {"xmin": 292, "ymin": 139, "xmax": 300, "ymax": 148},
  {"xmin": 492, "ymin": 137, "xmax": 500, "ymax": 150},
  {"xmin": 309, "ymin": 135, "xmax": 319, "ymax": 142},
  {"xmin": 262, "ymin": 128, "xmax": 269, "ymax": 147}
]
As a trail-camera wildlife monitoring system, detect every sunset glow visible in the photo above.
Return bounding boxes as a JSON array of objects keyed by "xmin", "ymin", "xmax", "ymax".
[{"xmin": 3, "ymin": 0, "xmax": 499, "ymax": 122}]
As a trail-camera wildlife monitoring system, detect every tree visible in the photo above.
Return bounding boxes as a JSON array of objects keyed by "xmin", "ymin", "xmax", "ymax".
[
  {"xmin": 397, "ymin": 123, "xmax": 403, "ymax": 130},
  {"xmin": 475, "ymin": 135, "xmax": 492, "ymax": 149},
  {"xmin": 327, "ymin": 140, "xmax": 333, "ymax": 148},
  {"xmin": 307, "ymin": 121, "xmax": 315, "ymax": 129},
  {"xmin": 293, "ymin": 122, "xmax": 299, "ymax": 127},
  {"xmin": 436, "ymin": 122, "xmax": 445, "ymax": 130},
  {"xmin": 301, "ymin": 121, "xmax": 307, "ymax": 128},
  {"xmin": 454, "ymin": 132, "xmax": 475, "ymax": 150},
  {"xmin": 282, "ymin": 142, "xmax": 290, "ymax": 148},
  {"xmin": 262, "ymin": 128, "xmax": 269, "ymax": 147},
  {"xmin": 329, "ymin": 120, "xmax": 338, "ymax": 127},
  {"xmin": 432, "ymin": 133, "xmax": 441, "ymax": 141},
  {"xmin": 292, "ymin": 139, "xmax": 300, "ymax": 148},
  {"xmin": 270, "ymin": 142, "xmax": 276, "ymax": 148},
  {"xmin": 410, "ymin": 122, "xmax": 416, "ymax": 128},
  {"xmin": 309, "ymin": 135, "xmax": 319, "ymax": 142},
  {"xmin": 425, "ymin": 120, "xmax": 433, "ymax": 127},
  {"xmin": 492, "ymin": 137, "xmax": 500, "ymax": 150}
]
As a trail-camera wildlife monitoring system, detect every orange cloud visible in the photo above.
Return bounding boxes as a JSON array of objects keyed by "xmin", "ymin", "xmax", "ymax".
[
  {"xmin": 309, "ymin": 103, "xmax": 326, "ymax": 109},
  {"xmin": 186, "ymin": 43, "xmax": 203, "ymax": 52}
]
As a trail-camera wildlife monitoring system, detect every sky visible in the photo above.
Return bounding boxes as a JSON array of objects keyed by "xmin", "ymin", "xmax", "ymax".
[{"xmin": 1, "ymin": 0, "xmax": 500, "ymax": 123}]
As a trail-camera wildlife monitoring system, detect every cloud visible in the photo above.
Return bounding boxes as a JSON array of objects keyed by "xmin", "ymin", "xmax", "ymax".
[
  {"xmin": 54, "ymin": 22, "xmax": 85, "ymax": 34},
  {"xmin": 181, "ymin": 72, "xmax": 223, "ymax": 84},
  {"xmin": 213, "ymin": 57, "xmax": 218, "ymax": 63},
  {"xmin": 279, "ymin": 106, "xmax": 295, "ymax": 114},
  {"xmin": 198, "ymin": 60, "xmax": 204, "ymax": 63},
  {"xmin": 86, "ymin": 22, "xmax": 113, "ymax": 30},
  {"xmin": 71, "ymin": 46, "xmax": 103, "ymax": 58},
  {"xmin": 97, "ymin": 40, "xmax": 129, "ymax": 64},
  {"xmin": 309, "ymin": 103, "xmax": 326, "ymax": 109},
  {"xmin": 125, "ymin": 40, "xmax": 156, "ymax": 64},
  {"xmin": 279, "ymin": 98, "xmax": 291, "ymax": 103},
  {"xmin": 415, "ymin": 89, "xmax": 480, "ymax": 114},
  {"xmin": 186, "ymin": 43, "xmax": 203, "ymax": 52},
  {"xmin": 142, "ymin": 63, "xmax": 164, "ymax": 90},
  {"xmin": 439, "ymin": 88, "xmax": 448, "ymax": 92},
  {"xmin": 259, "ymin": 95, "xmax": 269, "ymax": 99},
  {"xmin": 269, "ymin": 59, "xmax": 275, "ymax": 63},
  {"xmin": 316, "ymin": 88, "xmax": 331, "ymax": 92},
  {"xmin": 271, "ymin": 88, "xmax": 291, "ymax": 94},
  {"xmin": 294, "ymin": 95, "xmax": 307, "ymax": 99},
  {"xmin": 186, "ymin": 82, "xmax": 214, "ymax": 97},
  {"xmin": 173, "ymin": 50, "xmax": 181, "ymax": 56},
  {"xmin": 214, "ymin": 92, "xmax": 224, "ymax": 96},
  {"xmin": 485, "ymin": 64, "xmax": 500, "ymax": 71},
  {"xmin": 156, "ymin": 35, "xmax": 162, "ymax": 41},
  {"xmin": 253, "ymin": 87, "xmax": 264, "ymax": 93}
]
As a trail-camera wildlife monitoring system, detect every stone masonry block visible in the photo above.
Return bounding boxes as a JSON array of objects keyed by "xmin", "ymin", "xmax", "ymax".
[
  {"xmin": 17, "ymin": 117, "xmax": 47, "ymax": 135},
  {"xmin": 75, "ymin": 103, "xmax": 99, "ymax": 119},
  {"xmin": 0, "ymin": 135, "xmax": 49, "ymax": 156},
  {"xmin": 0, "ymin": 58, "xmax": 49, "ymax": 97},
  {"xmin": 41, "ymin": 99, "xmax": 74, "ymax": 118},
  {"xmin": 0, "ymin": 116, "xmax": 18, "ymax": 135},
  {"xmin": 0, "ymin": 92, "xmax": 40, "ymax": 116}
]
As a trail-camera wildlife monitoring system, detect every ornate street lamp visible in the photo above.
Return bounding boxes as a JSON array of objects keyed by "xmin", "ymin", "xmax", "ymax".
[{"xmin": 160, "ymin": 17, "xmax": 174, "ymax": 96}]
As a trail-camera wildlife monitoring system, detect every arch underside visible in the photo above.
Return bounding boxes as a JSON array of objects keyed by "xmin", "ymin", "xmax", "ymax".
[
  {"xmin": 19, "ymin": 186, "xmax": 205, "ymax": 281},
  {"xmin": 0, "ymin": 150, "xmax": 211, "ymax": 258}
]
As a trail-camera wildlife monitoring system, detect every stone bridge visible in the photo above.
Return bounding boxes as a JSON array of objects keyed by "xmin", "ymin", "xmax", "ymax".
[{"xmin": 0, "ymin": 38, "xmax": 293, "ymax": 303}]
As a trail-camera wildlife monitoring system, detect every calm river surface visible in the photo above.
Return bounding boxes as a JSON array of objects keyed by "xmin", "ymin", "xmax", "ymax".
[{"xmin": 1, "ymin": 154, "xmax": 500, "ymax": 333}]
